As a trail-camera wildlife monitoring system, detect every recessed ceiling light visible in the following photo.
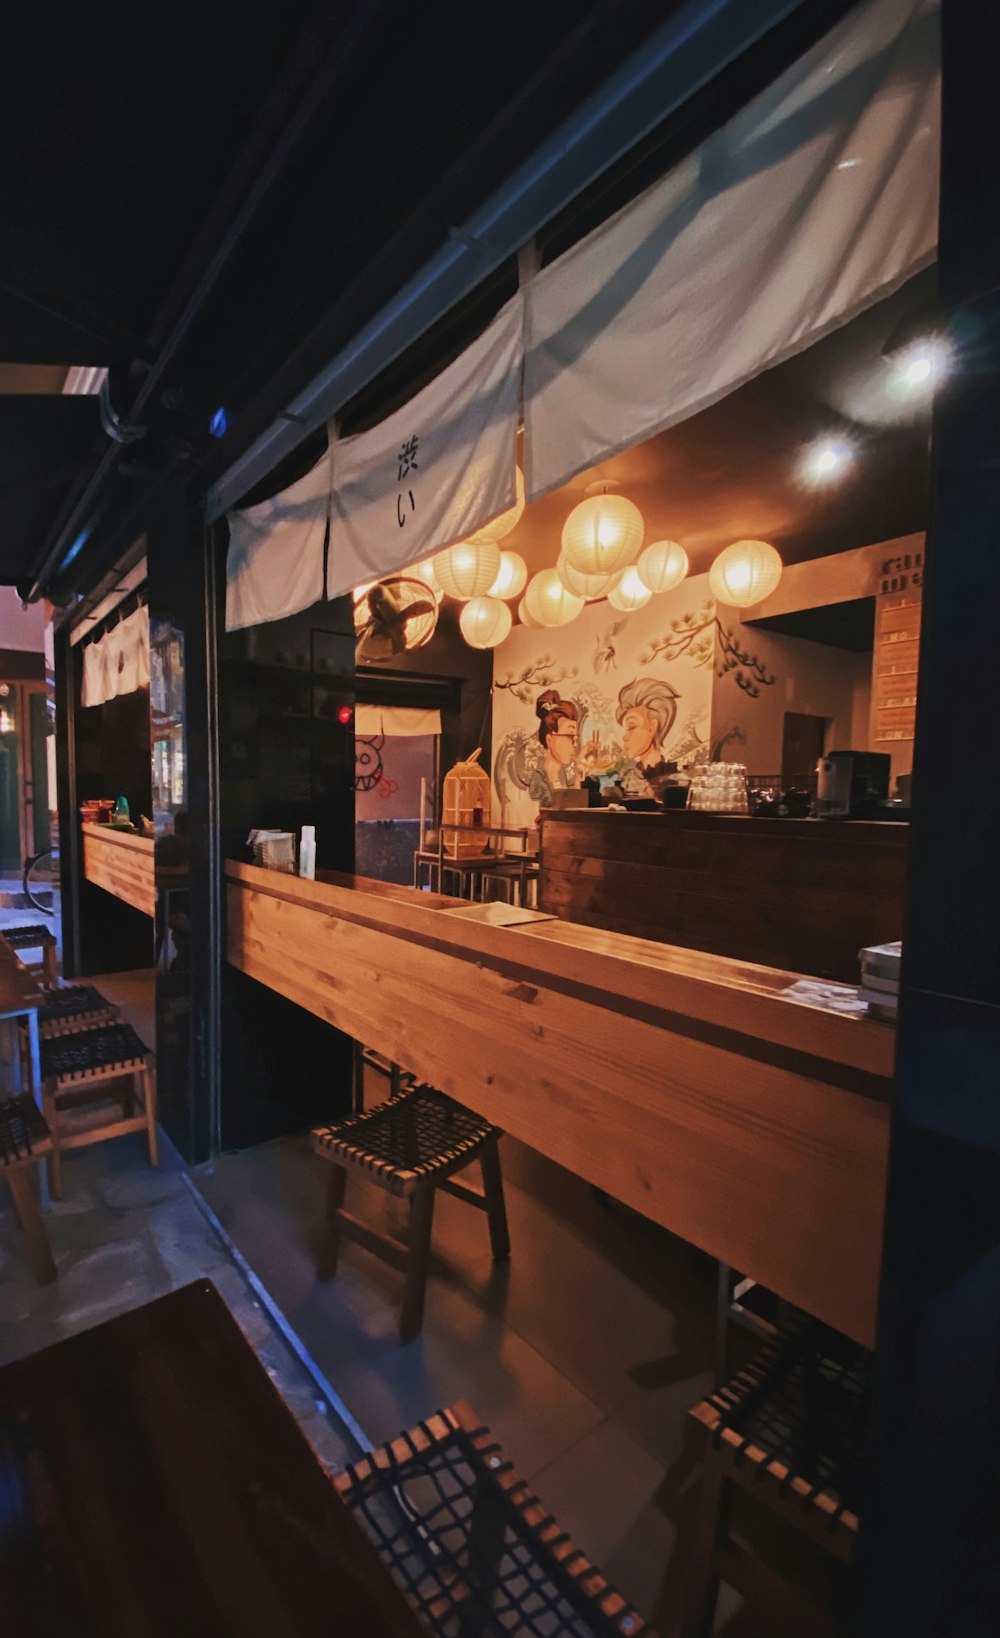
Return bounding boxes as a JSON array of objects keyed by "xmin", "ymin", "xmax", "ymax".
[
  {"xmin": 891, "ymin": 336, "xmax": 952, "ymax": 395},
  {"xmin": 800, "ymin": 436, "xmax": 854, "ymax": 486}
]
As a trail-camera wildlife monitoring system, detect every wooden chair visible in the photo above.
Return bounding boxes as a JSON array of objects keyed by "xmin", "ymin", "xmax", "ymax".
[
  {"xmin": 2, "ymin": 923, "xmax": 58, "ymax": 989},
  {"xmin": 676, "ymin": 1314, "xmax": 869, "ymax": 1637},
  {"xmin": 40, "ymin": 1020, "xmax": 158, "ymax": 1199},
  {"xmin": 335, "ymin": 1399, "xmax": 658, "ymax": 1637},
  {"xmin": 0, "ymin": 1093, "xmax": 57, "ymax": 1285},
  {"xmin": 311, "ymin": 1084, "xmax": 509, "ymax": 1342}
]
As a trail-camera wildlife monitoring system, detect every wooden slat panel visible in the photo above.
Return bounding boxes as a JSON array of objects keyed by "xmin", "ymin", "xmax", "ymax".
[
  {"xmin": 539, "ymin": 812, "xmax": 908, "ymax": 982},
  {"xmin": 82, "ymin": 825, "xmax": 155, "ymax": 918},
  {"xmin": 226, "ymin": 872, "xmax": 890, "ymax": 1344}
]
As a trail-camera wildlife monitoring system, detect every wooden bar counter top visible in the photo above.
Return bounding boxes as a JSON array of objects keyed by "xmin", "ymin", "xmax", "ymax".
[
  {"xmin": 226, "ymin": 860, "xmax": 893, "ymax": 1345},
  {"xmin": 81, "ymin": 821, "xmax": 155, "ymax": 918}
]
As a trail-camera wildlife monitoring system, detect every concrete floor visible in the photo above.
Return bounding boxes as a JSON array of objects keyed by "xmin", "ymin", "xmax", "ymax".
[{"xmin": 0, "ymin": 1131, "xmax": 357, "ymax": 1478}]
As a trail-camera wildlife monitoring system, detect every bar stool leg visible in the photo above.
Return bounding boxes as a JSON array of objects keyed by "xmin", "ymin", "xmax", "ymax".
[
  {"xmin": 142, "ymin": 1066, "xmax": 159, "ymax": 1169},
  {"xmin": 6, "ymin": 1166, "xmax": 57, "ymax": 1284},
  {"xmin": 42, "ymin": 1088, "xmax": 64, "ymax": 1201},
  {"xmin": 400, "ymin": 1187, "xmax": 435, "ymax": 1342},
  {"xmin": 317, "ymin": 1166, "xmax": 348, "ymax": 1280},
  {"xmin": 480, "ymin": 1140, "xmax": 510, "ymax": 1262}
]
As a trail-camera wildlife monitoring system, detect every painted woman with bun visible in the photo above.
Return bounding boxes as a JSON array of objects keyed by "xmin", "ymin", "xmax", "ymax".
[{"xmin": 528, "ymin": 690, "xmax": 583, "ymax": 808}]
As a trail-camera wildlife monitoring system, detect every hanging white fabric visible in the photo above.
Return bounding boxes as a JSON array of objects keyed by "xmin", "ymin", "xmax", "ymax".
[
  {"xmin": 355, "ymin": 705, "xmax": 442, "ymax": 737},
  {"xmin": 225, "ymin": 446, "xmax": 332, "ymax": 632},
  {"xmin": 326, "ymin": 293, "xmax": 523, "ymax": 599},
  {"xmin": 79, "ymin": 605, "xmax": 150, "ymax": 706},
  {"xmin": 522, "ymin": 0, "xmax": 940, "ymax": 501}
]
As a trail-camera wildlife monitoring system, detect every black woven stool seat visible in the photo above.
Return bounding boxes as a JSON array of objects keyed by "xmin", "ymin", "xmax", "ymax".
[
  {"xmin": 0, "ymin": 1095, "xmax": 51, "ymax": 1165},
  {"xmin": 312, "ymin": 1084, "xmax": 500, "ymax": 1197},
  {"xmin": 690, "ymin": 1314, "xmax": 870, "ymax": 1550},
  {"xmin": 336, "ymin": 1402, "xmax": 656, "ymax": 1638},
  {"xmin": 3, "ymin": 923, "xmax": 55, "ymax": 948},
  {"xmin": 42, "ymin": 1021, "xmax": 152, "ymax": 1083},
  {"xmin": 38, "ymin": 985, "xmax": 116, "ymax": 1026}
]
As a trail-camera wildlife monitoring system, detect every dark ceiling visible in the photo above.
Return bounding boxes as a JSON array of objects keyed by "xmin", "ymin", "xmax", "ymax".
[{"xmin": 504, "ymin": 267, "xmax": 934, "ymax": 583}]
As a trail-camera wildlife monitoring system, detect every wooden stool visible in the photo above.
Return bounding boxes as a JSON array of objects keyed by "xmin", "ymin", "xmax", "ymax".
[
  {"xmin": 40, "ymin": 1021, "xmax": 158, "ymax": 1199},
  {"xmin": 675, "ymin": 1315, "xmax": 868, "ymax": 1637},
  {"xmin": 311, "ymin": 1084, "xmax": 509, "ymax": 1341},
  {"xmin": 2, "ymin": 923, "xmax": 58, "ymax": 989},
  {"xmin": 0, "ymin": 1094, "xmax": 57, "ymax": 1285},
  {"xmin": 336, "ymin": 1400, "xmax": 658, "ymax": 1637},
  {"xmin": 36, "ymin": 984, "xmax": 121, "ymax": 1040}
]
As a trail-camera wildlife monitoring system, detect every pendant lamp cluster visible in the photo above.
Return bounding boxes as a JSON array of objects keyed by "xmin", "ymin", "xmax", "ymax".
[{"xmin": 351, "ymin": 465, "xmax": 784, "ymax": 653}]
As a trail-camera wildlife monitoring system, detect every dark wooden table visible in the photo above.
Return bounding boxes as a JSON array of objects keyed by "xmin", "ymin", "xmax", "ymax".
[{"xmin": 0, "ymin": 1280, "xmax": 425, "ymax": 1637}]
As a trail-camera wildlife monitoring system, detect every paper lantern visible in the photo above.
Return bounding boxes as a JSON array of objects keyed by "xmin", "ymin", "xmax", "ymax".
[
  {"xmin": 636, "ymin": 539, "xmax": 688, "ymax": 595},
  {"xmin": 487, "ymin": 550, "xmax": 528, "ymax": 600},
  {"xmin": 433, "ymin": 538, "xmax": 502, "ymax": 600},
  {"xmin": 460, "ymin": 596, "xmax": 513, "ymax": 649},
  {"xmin": 518, "ymin": 596, "xmax": 538, "ymax": 628},
  {"xmin": 411, "ymin": 558, "xmax": 445, "ymax": 603},
  {"xmin": 556, "ymin": 553, "xmax": 623, "ymax": 602},
  {"xmin": 524, "ymin": 568, "xmax": 584, "ymax": 628},
  {"xmin": 709, "ymin": 539, "xmax": 783, "ymax": 607},
  {"xmin": 607, "ymin": 566, "xmax": 652, "ymax": 612},
  {"xmin": 561, "ymin": 493, "xmax": 644, "ymax": 576},
  {"xmin": 466, "ymin": 466, "xmax": 526, "ymax": 545}
]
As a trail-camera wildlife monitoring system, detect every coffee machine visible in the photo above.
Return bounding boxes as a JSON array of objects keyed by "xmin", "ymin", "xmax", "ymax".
[{"xmin": 815, "ymin": 751, "xmax": 891, "ymax": 818}]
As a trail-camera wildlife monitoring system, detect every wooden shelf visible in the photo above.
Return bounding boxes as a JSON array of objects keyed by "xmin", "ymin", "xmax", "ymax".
[{"xmin": 81, "ymin": 823, "xmax": 155, "ymax": 918}]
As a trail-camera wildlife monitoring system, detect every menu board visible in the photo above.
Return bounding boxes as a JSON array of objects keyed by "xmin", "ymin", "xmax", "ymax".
[{"xmin": 871, "ymin": 549, "xmax": 922, "ymax": 744}]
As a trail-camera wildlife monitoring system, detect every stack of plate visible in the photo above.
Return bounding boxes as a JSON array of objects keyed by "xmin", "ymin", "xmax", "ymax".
[{"xmin": 859, "ymin": 941, "xmax": 901, "ymax": 1022}]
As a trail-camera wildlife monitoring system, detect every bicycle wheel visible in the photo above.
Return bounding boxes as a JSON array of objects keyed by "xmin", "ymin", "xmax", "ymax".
[{"xmin": 22, "ymin": 848, "xmax": 58, "ymax": 916}]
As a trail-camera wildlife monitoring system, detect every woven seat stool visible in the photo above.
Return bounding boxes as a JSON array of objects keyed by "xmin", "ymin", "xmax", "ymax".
[
  {"xmin": 336, "ymin": 1400, "xmax": 658, "ymax": 1637},
  {"xmin": 2, "ymin": 923, "xmax": 58, "ymax": 988},
  {"xmin": 676, "ymin": 1314, "xmax": 870, "ymax": 1637},
  {"xmin": 41, "ymin": 1021, "xmax": 158, "ymax": 1199},
  {"xmin": 1, "ymin": 1094, "xmax": 57, "ymax": 1284},
  {"xmin": 35, "ymin": 984, "xmax": 121, "ymax": 1040},
  {"xmin": 311, "ymin": 1084, "xmax": 509, "ymax": 1341}
]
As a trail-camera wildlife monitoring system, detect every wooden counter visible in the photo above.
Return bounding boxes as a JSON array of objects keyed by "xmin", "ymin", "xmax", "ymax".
[
  {"xmin": 226, "ymin": 860, "xmax": 894, "ymax": 1345},
  {"xmin": 540, "ymin": 808, "xmax": 908, "ymax": 981},
  {"xmin": 81, "ymin": 822, "xmax": 155, "ymax": 918}
]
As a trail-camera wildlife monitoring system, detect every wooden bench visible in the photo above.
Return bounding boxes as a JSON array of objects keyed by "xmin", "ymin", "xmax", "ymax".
[{"xmin": 40, "ymin": 1021, "xmax": 158, "ymax": 1198}]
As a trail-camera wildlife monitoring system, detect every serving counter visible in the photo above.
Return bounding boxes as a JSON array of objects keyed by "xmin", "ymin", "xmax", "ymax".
[
  {"xmin": 539, "ymin": 808, "xmax": 908, "ymax": 981},
  {"xmin": 226, "ymin": 860, "xmax": 893, "ymax": 1345},
  {"xmin": 81, "ymin": 823, "xmax": 155, "ymax": 918}
]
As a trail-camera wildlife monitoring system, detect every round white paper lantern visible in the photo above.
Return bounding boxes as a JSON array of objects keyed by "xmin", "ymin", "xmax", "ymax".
[
  {"xmin": 607, "ymin": 566, "xmax": 652, "ymax": 612},
  {"xmin": 411, "ymin": 558, "xmax": 445, "ymax": 603},
  {"xmin": 466, "ymin": 466, "xmax": 526, "ymax": 545},
  {"xmin": 433, "ymin": 539, "xmax": 502, "ymax": 600},
  {"xmin": 460, "ymin": 596, "xmax": 513, "ymax": 649},
  {"xmin": 561, "ymin": 493, "xmax": 644, "ymax": 576},
  {"xmin": 709, "ymin": 539, "xmax": 783, "ymax": 607},
  {"xmin": 556, "ymin": 553, "xmax": 623, "ymax": 602},
  {"xmin": 518, "ymin": 596, "xmax": 538, "ymax": 628},
  {"xmin": 487, "ymin": 550, "xmax": 528, "ymax": 600},
  {"xmin": 524, "ymin": 568, "xmax": 584, "ymax": 628},
  {"xmin": 636, "ymin": 539, "xmax": 688, "ymax": 595}
]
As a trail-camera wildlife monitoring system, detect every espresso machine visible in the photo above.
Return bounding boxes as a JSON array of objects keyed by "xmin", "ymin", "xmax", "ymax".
[{"xmin": 815, "ymin": 751, "xmax": 891, "ymax": 818}]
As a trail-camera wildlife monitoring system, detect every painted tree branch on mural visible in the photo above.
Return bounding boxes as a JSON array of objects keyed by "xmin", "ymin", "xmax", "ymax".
[
  {"xmin": 640, "ymin": 601, "xmax": 775, "ymax": 697},
  {"xmin": 494, "ymin": 658, "xmax": 578, "ymax": 705}
]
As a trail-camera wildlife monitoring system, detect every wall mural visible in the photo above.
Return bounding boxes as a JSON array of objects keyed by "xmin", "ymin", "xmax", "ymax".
[{"xmin": 492, "ymin": 577, "xmax": 721, "ymax": 828}]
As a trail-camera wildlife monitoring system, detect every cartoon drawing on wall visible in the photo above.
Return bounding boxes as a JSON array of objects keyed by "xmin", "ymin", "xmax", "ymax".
[
  {"xmin": 640, "ymin": 600, "xmax": 776, "ymax": 697},
  {"xmin": 593, "ymin": 620, "xmax": 627, "ymax": 673},
  {"xmin": 494, "ymin": 673, "xmax": 704, "ymax": 817}
]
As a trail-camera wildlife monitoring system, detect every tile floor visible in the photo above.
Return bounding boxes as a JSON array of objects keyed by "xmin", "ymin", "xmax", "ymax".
[{"xmin": 191, "ymin": 1120, "xmax": 734, "ymax": 1627}]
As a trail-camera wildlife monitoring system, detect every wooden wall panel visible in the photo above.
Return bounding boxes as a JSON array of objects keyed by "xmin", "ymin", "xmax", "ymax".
[
  {"xmin": 81, "ymin": 824, "xmax": 155, "ymax": 918},
  {"xmin": 540, "ymin": 811, "xmax": 908, "ymax": 981},
  {"xmin": 226, "ymin": 868, "xmax": 891, "ymax": 1344}
]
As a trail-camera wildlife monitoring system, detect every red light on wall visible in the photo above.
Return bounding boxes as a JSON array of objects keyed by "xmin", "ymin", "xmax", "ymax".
[{"xmin": 337, "ymin": 705, "xmax": 353, "ymax": 725}]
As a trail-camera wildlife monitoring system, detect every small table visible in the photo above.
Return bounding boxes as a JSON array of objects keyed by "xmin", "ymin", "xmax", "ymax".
[
  {"xmin": 0, "ymin": 941, "xmax": 43, "ymax": 1099},
  {"xmin": 0, "ymin": 1280, "xmax": 424, "ymax": 1638}
]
